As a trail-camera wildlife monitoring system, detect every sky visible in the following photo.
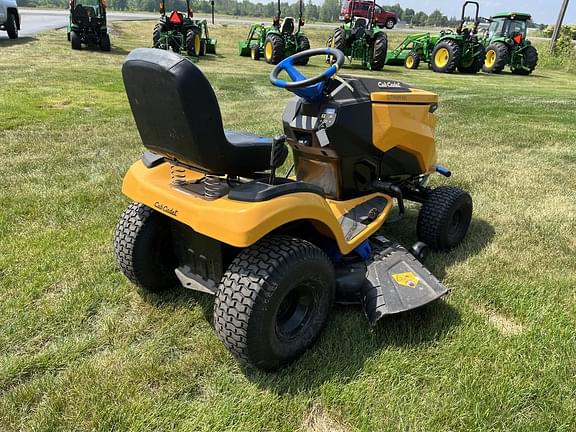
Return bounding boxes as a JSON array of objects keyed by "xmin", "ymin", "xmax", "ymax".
[{"xmin": 385, "ymin": 0, "xmax": 575, "ymax": 25}]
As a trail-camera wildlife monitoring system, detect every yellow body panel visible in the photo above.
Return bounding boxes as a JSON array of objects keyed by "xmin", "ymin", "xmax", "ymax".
[
  {"xmin": 122, "ymin": 161, "xmax": 394, "ymax": 255},
  {"xmin": 371, "ymin": 90, "xmax": 438, "ymax": 173}
]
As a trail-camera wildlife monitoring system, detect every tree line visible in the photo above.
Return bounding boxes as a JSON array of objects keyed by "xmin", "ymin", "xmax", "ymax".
[{"xmin": 16, "ymin": 0, "xmax": 531, "ymax": 28}]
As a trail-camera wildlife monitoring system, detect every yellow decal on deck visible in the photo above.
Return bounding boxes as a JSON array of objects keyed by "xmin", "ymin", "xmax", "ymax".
[{"xmin": 392, "ymin": 272, "xmax": 419, "ymax": 288}]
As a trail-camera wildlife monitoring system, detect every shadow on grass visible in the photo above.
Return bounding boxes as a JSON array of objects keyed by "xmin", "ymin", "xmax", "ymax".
[{"xmin": 0, "ymin": 36, "xmax": 38, "ymax": 46}]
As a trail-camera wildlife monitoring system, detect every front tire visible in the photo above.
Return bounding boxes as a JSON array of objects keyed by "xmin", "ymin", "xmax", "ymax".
[
  {"xmin": 404, "ymin": 51, "xmax": 420, "ymax": 69},
  {"xmin": 417, "ymin": 186, "xmax": 473, "ymax": 251},
  {"xmin": 214, "ymin": 236, "xmax": 335, "ymax": 371},
  {"xmin": 70, "ymin": 31, "xmax": 82, "ymax": 50},
  {"xmin": 152, "ymin": 23, "xmax": 163, "ymax": 48},
  {"xmin": 483, "ymin": 42, "xmax": 509, "ymax": 73},
  {"xmin": 264, "ymin": 33, "xmax": 285, "ymax": 65},
  {"xmin": 6, "ymin": 12, "xmax": 18, "ymax": 39},
  {"xmin": 511, "ymin": 45, "xmax": 538, "ymax": 75},
  {"xmin": 186, "ymin": 29, "xmax": 201, "ymax": 56},
  {"xmin": 370, "ymin": 32, "xmax": 388, "ymax": 71},
  {"xmin": 99, "ymin": 33, "xmax": 111, "ymax": 51},
  {"xmin": 431, "ymin": 40, "xmax": 461, "ymax": 73},
  {"xmin": 113, "ymin": 203, "xmax": 178, "ymax": 293}
]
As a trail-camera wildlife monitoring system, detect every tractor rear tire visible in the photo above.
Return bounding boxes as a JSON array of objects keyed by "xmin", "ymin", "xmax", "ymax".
[
  {"xmin": 114, "ymin": 202, "xmax": 178, "ymax": 293},
  {"xmin": 100, "ymin": 33, "xmax": 111, "ymax": 52},
  {"xmin": 264, "ymin": 34, "xmax": 285, "ymax": 65},
  {"xmin": 511, "ymin": 45, "xmax": 538, "ymax": 75},
  {"xmin": 214, "ymin": 235, "xmax": 335, "ymax": 371},
  {"xmin": 431, "ymin": 40, "xmax": 461, "ymax": 73},
  {"xmin": 5, "ymin": 12, "xmax": 18, "ymax": 39},
  {"xmin": 370, "ymin": 32, "xmax": 388, "ymax": 71},
  {"xmin": 417, "ymin": 186, "xmax": 473, "ymax": 251},
  {"xmin": 458, "ymin": 44, "xmax": 485, "ymax": 74},
  {"xmin": 326, "ymin": 28, "xmax": 346, "ymax": 64},
  {"xmin": 71, "ymin": 31, "xmax": 82, "ymax": 50},
  {"xmin": 294, "ymin": 35, "xmax": 310, "ymax": 65},
  {"xmin": 152, "ymin": 23, "xmax": 162, "ymax": 48},
  {"xmin": 250, "ymin": 44, "xmax": 260, "ymax": 60},
  {"xmin": 404, "ymin": 51, "xmax": 420, "ymax": 69},
  {"xmin": 186, "ymin": 29, "xmax": 201, "ymax": 56},
  {"xmin": 483, "ymin": 42, "xmax": 508, "ymax": 74}
]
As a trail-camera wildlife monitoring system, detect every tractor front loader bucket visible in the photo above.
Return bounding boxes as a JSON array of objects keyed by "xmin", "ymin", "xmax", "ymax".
[{"xmin": 362, "ymin": 238, "xmax": 448, "ymax": 325}]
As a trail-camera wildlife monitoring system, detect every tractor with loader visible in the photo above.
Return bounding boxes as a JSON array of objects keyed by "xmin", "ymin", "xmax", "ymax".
[
  {"xmin": 67, "ymin": 0, "xmax": 110, "ymax": 51},
  {"xmin": 385, "ymin": 1, "xmax": 485, "ymax": 74},
  {"xmin": 153, "ymin": 0, "xmax": 216, "ymax": 57},
  {"xmin": 115, "ymin": 47, "xmax": 474, "ymax": 370},
  {"xmin": 239, "ymin": 0, "xmax": 310, "ymax": 65},
  {"xmin": 481, "ymin": 12, "xmax": 538, "ymax": 75},
  {"xmin": 326, "ymin": 0, "xmax": 388, "ymax": 70}
]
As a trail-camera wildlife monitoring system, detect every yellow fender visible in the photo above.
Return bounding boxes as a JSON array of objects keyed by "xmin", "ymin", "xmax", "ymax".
[{"xmin": 122, "ymin": 161, "xmax": 394, "ymax": 255}]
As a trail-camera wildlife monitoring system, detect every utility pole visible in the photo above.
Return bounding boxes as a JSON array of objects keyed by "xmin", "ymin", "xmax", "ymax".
[{"xmin": 550, "ymin": 0, "xmax": 570, "ymax": 50}]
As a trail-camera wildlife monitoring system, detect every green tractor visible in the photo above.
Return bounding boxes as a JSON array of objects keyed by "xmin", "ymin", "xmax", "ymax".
[
  {"xmin": 326, "ymin": 0, "xmax": 388, "ymax": 70},
  {"xmin": 67, "ymin": 0, "xmax": 110, "ymax": 51},
  {"xmin": 153, "ymin": 0, "xmax": 216, "ymax": 57},
  {"xmin": 239, "ymin": 0, "xmax": 310, "ymax": 65},
  {"xmin": 385, "ymin": 32, "xmax": 438, "ymax": 69},
  {"xmin": 429, "ymin": 1, "xmax": 485, "ymax": 74},
  {"xmin": 481, "ymin": 12, "xmax": 538, "ymax": 75}
]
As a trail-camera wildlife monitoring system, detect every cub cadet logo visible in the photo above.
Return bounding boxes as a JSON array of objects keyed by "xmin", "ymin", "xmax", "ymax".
[
  {"xmin": 154, "ymin": 202, "xmax": 178, "ymax": 216},
  {"xmin": 378, "ymin": 81, "xmax": 403, "ymax": 89}
]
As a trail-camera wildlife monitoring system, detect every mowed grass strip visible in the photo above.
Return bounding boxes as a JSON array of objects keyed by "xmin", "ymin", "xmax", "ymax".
[{"xmin": 0, "ymin": 22, "xmax": 575, "ymax": 431}]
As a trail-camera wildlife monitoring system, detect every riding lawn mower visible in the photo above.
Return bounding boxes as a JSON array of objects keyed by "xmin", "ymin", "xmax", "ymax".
[
  {"xmin": 68, "ymin": 0, "xmax": 110, "ymax": 51},
  {"xmin": 152, "ymin": 0, "xmax": 216, "ymax": 57},
  {"xmin": 115, "ymin": 47, "xmax": 473, "ymax": 371}
]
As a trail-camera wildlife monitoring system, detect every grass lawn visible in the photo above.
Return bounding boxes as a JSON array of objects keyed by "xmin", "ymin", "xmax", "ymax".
[{"xmin": 0, "ymin": 22, "xmax": 575, "ymax": 431}]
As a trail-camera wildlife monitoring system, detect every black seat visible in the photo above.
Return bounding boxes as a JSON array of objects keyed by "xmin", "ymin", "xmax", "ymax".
[{"xmin": 122, "ymin": 48, "xmax": 276, "ymax": 176}]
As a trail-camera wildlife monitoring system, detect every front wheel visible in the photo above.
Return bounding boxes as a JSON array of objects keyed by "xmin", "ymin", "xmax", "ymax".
[
  {"xmin": 70, "ymin": 31, "xmax": 82, "ymax": 50},
  {"xmin": 404, "ymin": 51, "xmax": 420, "ymax": 69},
  {"xmin": 113, "ymin": 203, "xmax": 178, "ymax": 293},
  {"xmin": 5, "ymin": 13, "xmax": 18, "ymax": 39},
  {"xmin": 214, "ymin": 236, "xmax": 335, "ymax": 371},
  {"xmin": 99, "ymin": 33, "xmax": 111, "ymax": 51},
  {"xmin": 417, "ymin": 186, "xmax": 473, "ymax": 251},
  {"xmin": 483, "ymin": 42, "xmax": 509, "ymax": 73},
  {"xmin": 264, "ymin": 33, "xmax": 285, "ymax": 65}
]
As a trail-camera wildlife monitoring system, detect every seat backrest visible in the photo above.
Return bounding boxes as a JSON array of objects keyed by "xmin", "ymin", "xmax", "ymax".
[
  {"xmin": 122, "ymin": 48, "xmax": 231, "ymax": 174},
  {"xmin": 280, "ymin": 17, "xmax": 295, "ymax": 34},
  {"xmin": 354, "ymin": 17, "xmax": 367, "ymax": 29}
]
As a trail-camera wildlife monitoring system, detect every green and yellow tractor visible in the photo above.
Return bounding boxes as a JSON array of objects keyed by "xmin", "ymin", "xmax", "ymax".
[
  {"xmin": 326, "ymin": 0, "xmax": 388, "ymax": 70},
  {"xmin": 481, "ymin": 12, "xmax": 538, "ymax": 75},
  {"xmin": 67, "ymin": 0, "xmax": 110, "ymax": 51},
  {"xmin": 429, "ymin": 1, "xmax": 485, "ymax": 73},
  {"xmin": 239, "ymin": 0, "xmax": 310, "ymax": 65},
  {"xmin": 153, "ymin": 0, "xmax": 216, "ymax": 57}
]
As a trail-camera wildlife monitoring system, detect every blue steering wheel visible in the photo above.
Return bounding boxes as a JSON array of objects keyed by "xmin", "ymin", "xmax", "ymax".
[{"xmin": 269, "ymin": 48, "xmax": 345, "ymax": 102}]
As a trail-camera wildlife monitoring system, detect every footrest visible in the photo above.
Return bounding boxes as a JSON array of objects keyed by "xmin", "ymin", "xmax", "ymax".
[{"xmin": 361, "ymin": 241, "xmax": 448, "ymax": 325}]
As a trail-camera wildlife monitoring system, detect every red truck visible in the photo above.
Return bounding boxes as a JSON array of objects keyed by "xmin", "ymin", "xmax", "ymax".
[{"xmin": 340, "ymin": 0, "xmax": 398, "ymax": 29}]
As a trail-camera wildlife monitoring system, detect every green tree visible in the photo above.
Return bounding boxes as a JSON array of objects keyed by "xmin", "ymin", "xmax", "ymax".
[
  {"xmin": 403, "ymin": 7, "xmax": 415, "ymax": 24},
  {"xmin": 412, "ymin": 11, "xmax": 428, "ymax": 26}
]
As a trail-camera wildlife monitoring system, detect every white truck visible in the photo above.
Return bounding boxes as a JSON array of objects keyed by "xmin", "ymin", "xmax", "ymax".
[{"xmin": 0, "ymin": 0, "xmax": 19, "ymax": 39}]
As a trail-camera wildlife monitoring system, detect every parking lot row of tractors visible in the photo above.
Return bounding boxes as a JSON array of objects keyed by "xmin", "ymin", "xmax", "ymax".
[{"xmin": 65, "ymin": 0, "xmax": 538, "ymax": 76}]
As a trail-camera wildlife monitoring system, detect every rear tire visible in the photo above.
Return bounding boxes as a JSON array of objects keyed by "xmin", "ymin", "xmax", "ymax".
[
  {"xmin": 404, "ymin": 51, "xmax": 420, "ymax": 69},
  {"xmin": 431, "ymin": 40, "xmax": 461, "ymax": 73},
  {"xmin": 458, "ymin": 44, "xmax": 484, "ymax": 74},
  {"xmin": 99, "ymin": 33, "xmax": 111, "ymax": 51},
  {"xmin": 370, "ymin": 32, "xmax": 388, "ymax": 71},
  {"xmin": 152, "ymin": 23, "xmax": 163, "ymax": 48},
  {"xmin": 482, "ymin": 42, "xmax": 508, "ymax": 73},
  {"xmin": 417, "ymin": 186, "xmax": 473, "ymax": 251},
  {"xmin": 511, "ymin": 45, "xmax": 538, "ymax": 75},
  {"xmin": 214, "ymin": 236, "xmax": 335, "ymax": 371},
  {"xmin": 113, "ymin": 203, "xmax": 178, "ymax": 293},
  {"xmin": 186, "ymin": 29, "xmax": 201, "ymax": 56},
  {"xmin": 294, "ymin": 35, "xmax": 310, "ymax": 65},
  {"xmin": 6, "ymin": 12, "xmax": 18, "ymax": 39},
  {"xmin": 71, "ymin": 31, "xmax": 82, "ymax": 50},
  {"xmin": 264, "ymin": 33, "xmax": 285, "ymax": 65}
]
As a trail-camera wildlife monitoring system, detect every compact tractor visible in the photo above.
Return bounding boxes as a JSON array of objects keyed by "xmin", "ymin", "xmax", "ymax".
[
  {"xmin": 386, "ymin": 1, "xmax": 485, "ymax": 73},
  {"xmin": 239, "ymin": 0, "xmax": 310, "ymax": 65},
  {"xmin": 481, "ymin": 12, "xmax": 538, "ymax": 75},
  {"xmin": 115, "ymin": 47, "xmax": 473, "ymax": 370},
  {"xmin": 67, "ymin": 0, "xmax": 110, "ymax": 51},
  {"xmin": 153, "ymin": 0, "xmax": 216, "ymax": 57},
  {"xmin": 326, "ymin": 0, "xmax": 388, "ymax": 70}
]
